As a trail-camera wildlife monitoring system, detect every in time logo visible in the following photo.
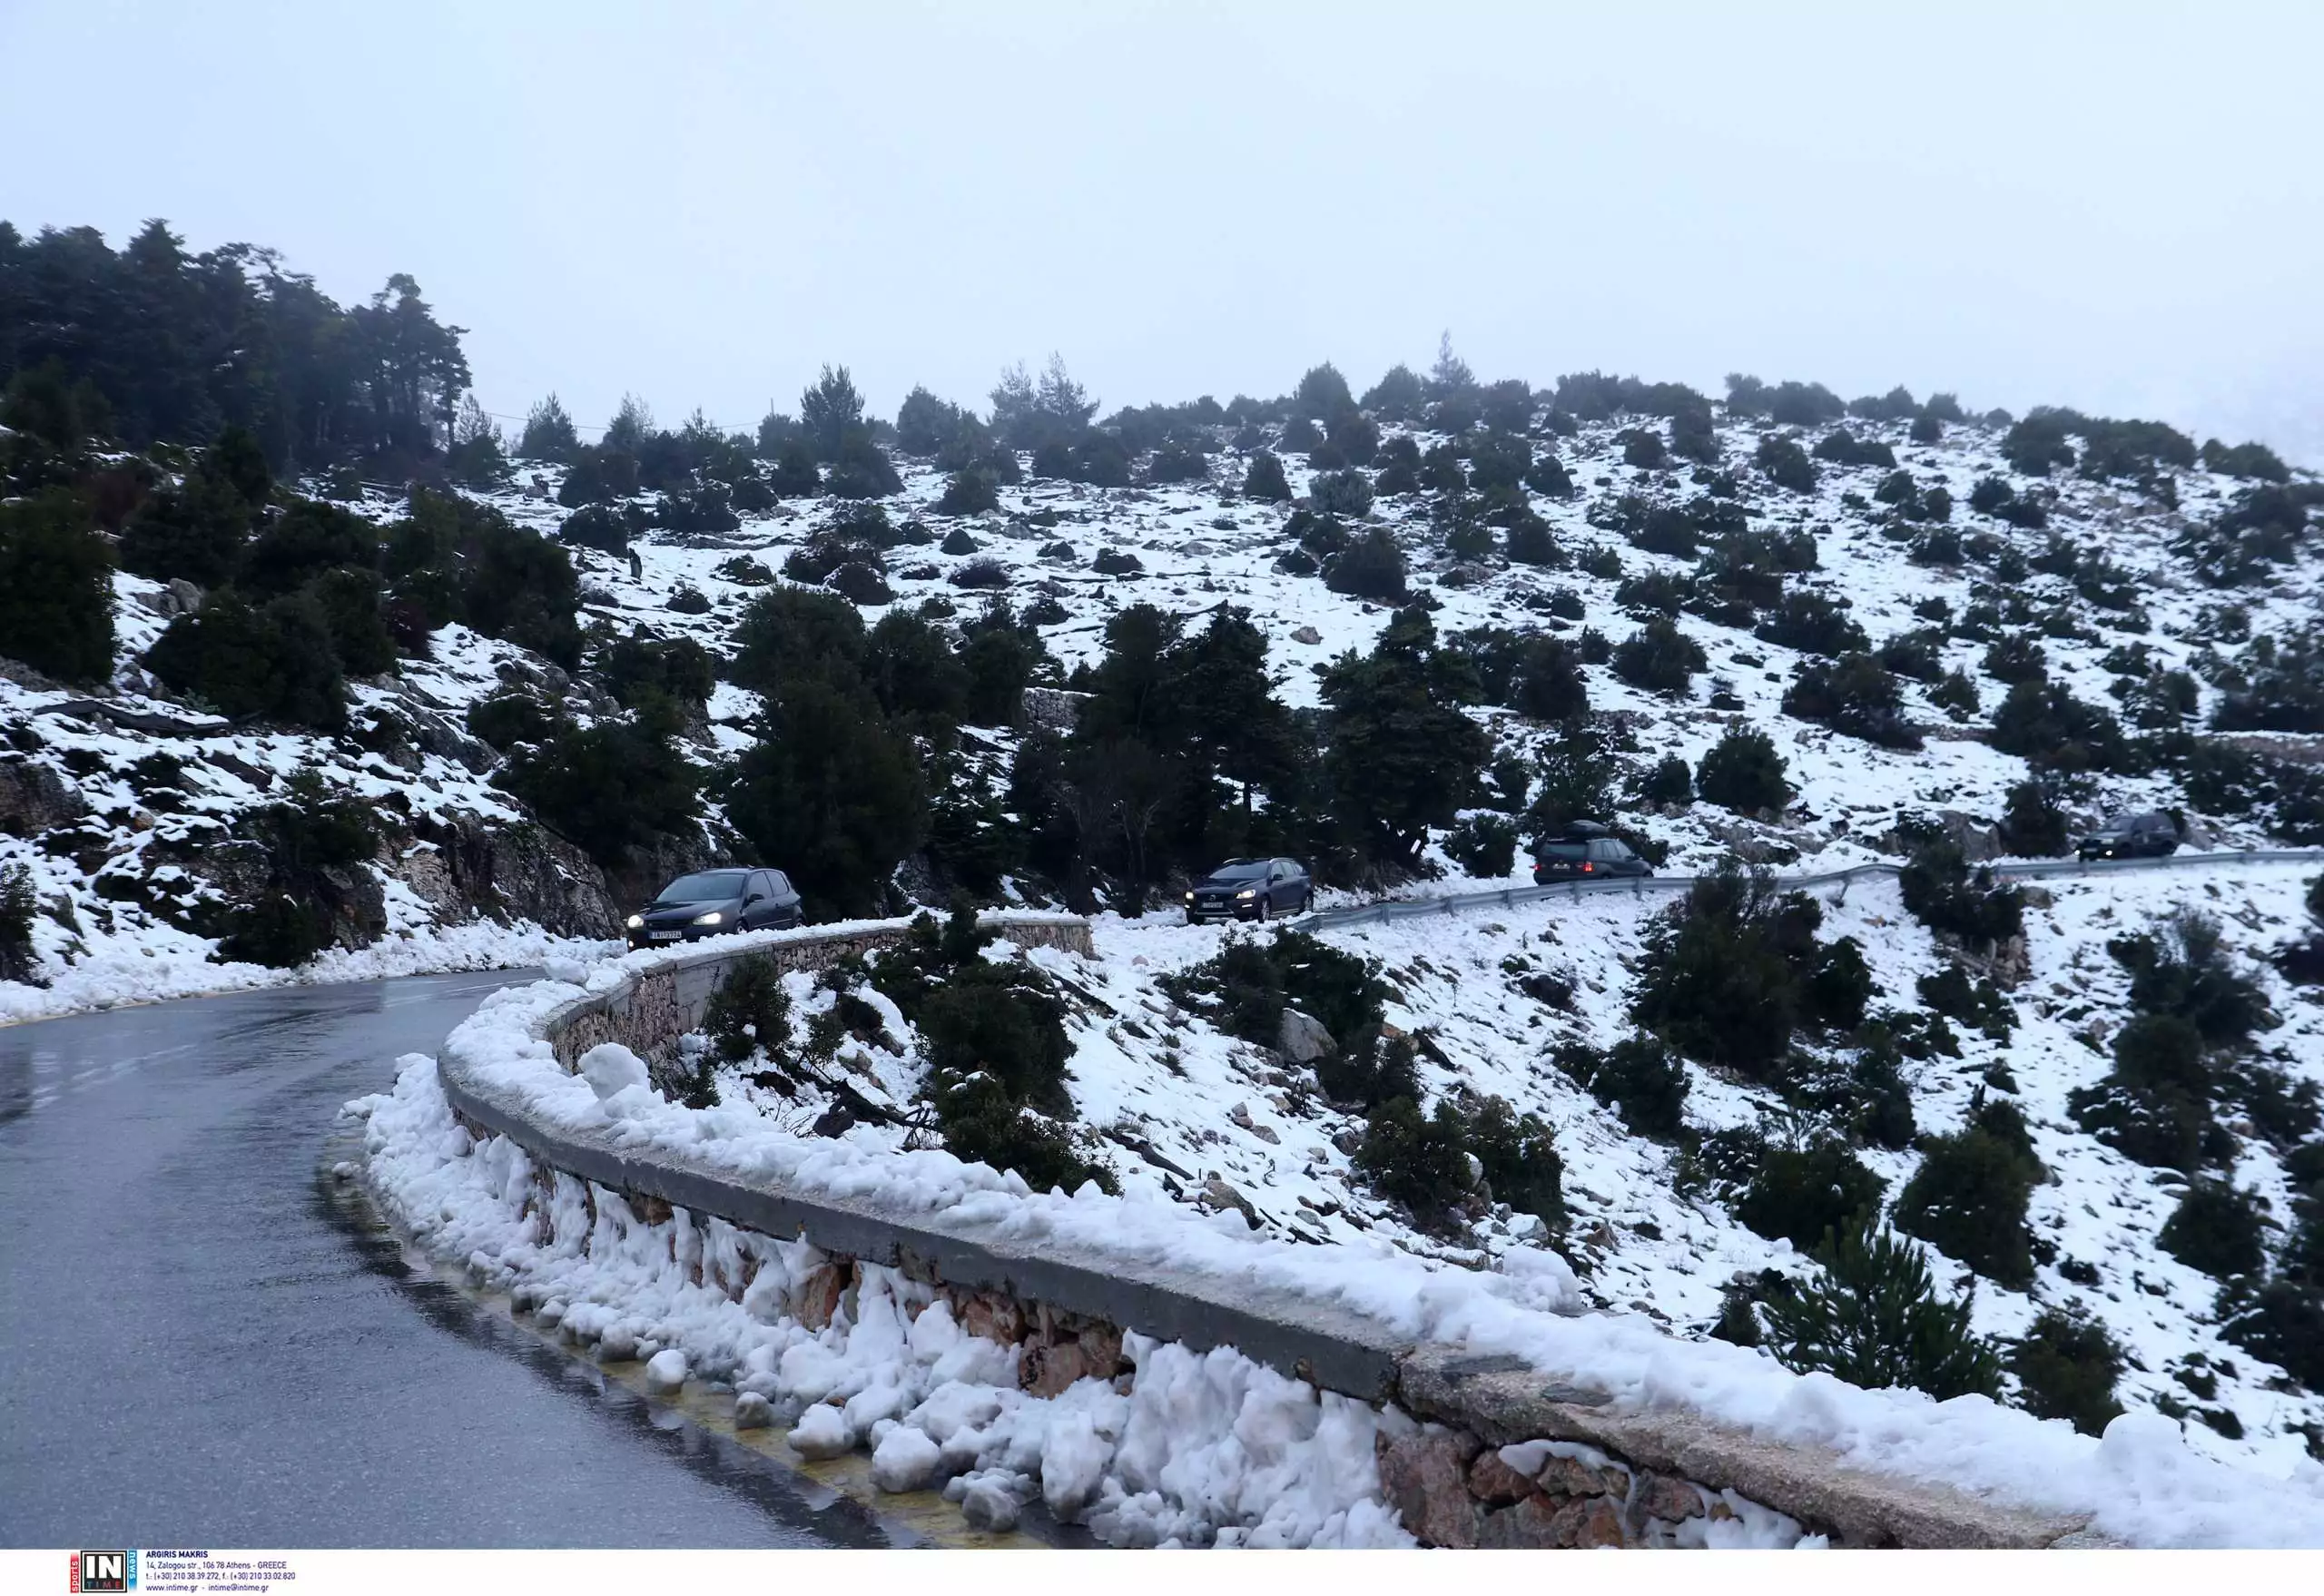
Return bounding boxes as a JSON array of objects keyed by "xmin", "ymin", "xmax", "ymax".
[{"xmin": 70, "ymin": 1551, "xmax": 135, "ymax": 1592}]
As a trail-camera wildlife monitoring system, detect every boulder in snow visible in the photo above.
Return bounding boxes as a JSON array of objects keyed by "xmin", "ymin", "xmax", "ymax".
[
  {"xmin": 734, "ymin": 1391, "xmax": 774, "ymax": 1430},
  {"xmin": 1277, "ymin": 1007, "xmax": 1335, "ymax": 1063},
  {"xmin": 644, "ymin": 1348, "xmax": 687, "ymax": 1393}
]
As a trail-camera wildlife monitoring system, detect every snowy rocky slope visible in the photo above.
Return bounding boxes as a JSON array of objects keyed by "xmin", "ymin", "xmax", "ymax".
[
  {"xmin": 387, "ymin": 399, "xmax": 2323, "ymax": 1481},
  {"xmin": 13, "ymin": 379, "xmax": 2324, "ymax": 1502}
]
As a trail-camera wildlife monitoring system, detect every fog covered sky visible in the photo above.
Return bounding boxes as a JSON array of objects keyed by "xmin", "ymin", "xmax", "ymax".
[{"xmin": 5, "ymin": 1, "xmax": 2319, "ymax": 460}]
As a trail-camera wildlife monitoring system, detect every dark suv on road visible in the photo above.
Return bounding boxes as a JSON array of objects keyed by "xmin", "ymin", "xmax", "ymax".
[
  {"xmin": 626, "ymin": 868, "xmax": 803, "ymax": 949},
  {"xmin": 1532, "ymin": 822, "xmax": 1653, "ymax": 884},
  {"xmin": 2077, "ymin": 811, "xmax": 2181, "ymax": 862},
  {"xmin": 1184, "ymin": 858, "xmax": 1312, "ymax": 923}
]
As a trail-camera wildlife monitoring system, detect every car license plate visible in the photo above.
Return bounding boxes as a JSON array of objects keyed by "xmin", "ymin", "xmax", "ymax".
[{"xmin": 649, "ymin": 929, "xmax": 681, "ymax": 941}]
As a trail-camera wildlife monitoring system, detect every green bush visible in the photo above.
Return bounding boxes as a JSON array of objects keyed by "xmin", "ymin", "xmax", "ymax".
[
  {"xmin": 1898, "ymin": 839, "xmax": 2024, "ymax": 948},
  {"xmin": 143, "ymin": 590, "xmax": 347, "ymax": 730},
  {"xmin": 2069, "ymin": 1012, "xmax": 2214, "ymax": 1170},
  {"xmin": 309, "ymin": 567, "xmax": 397, "ymax": 676},
  {"xmin": 117, "ymin": 440, "xmax": 263, "ymax": 586},
  {"xmin": 1784, "ymin": 653, "xmax": 1921, "ymax": 749},
  {"xmin": 1323, "ymin": 527, "xmax": 1408, "ymax": 601},
  {"xmin": 1620, "ymin": 428, "xmax": 1669, "ymax": 469},
  {"xmin": 600, "ymin": 630, "xmax": 715, "ymax": 714},
  {"xmin": 1163, "ymin": 928, "xmax": 1390, "ymax": 1062},
  {"xmin": 1309, "ymin": 468, "xmax": 1374, "ymax": 517},
  {"xmin": 0, "ymin": 489, "xmax": 114, "ymax": 684},
  {"xmin": 1631, "ymin": 861, "xmax": 1846, "ymax": 1079},
  {"xmin": 2008, "ymin": 1308, "xmax": 2126, "ymax": 1435},
  {"xmin": 1637, "ymin": 754, "xmax": 1694, "ymax": 807},
  {"xmin": 1554, "ymin": 1033, "xmax": 1689, "ymax": 1138},
  {"xmin": 1443, "ymin": 813, "xmax": 1519, "ymax": 877},
  {"xmin": 1736, "ymin": 1141, "xmax": 1886, "ymax": 1253},
  {"xmin": 936, "ymin": 468, "xmax": 1000, "ymax": 516},
  {"xmin": 387, "ymin": 491, "xmax": 581, "ymax": 668},
  {"xmin": 209, "ymin": 768, "xmax": 381, "ymax": 967},
  {"xmin": 557, "ymin": 504, "xmax": 631, "ymax": 556},
  {"xmin": 872, "ymin": 906, "xmax": 1113, "ymax": 1194},
  {"xmin": 466, "ymin": 691, "xmax": 556, "ymax": 752},
  {"xmin": 2115, "ymin": 911, "xmax": 2270, "ymax": 1050},
  {"xmin": 1525, "ymin": 453, "xmax": 1575, "ymax": 498},
  {"xmin": 1755, "ymin": 433, "xmax": 1817, "ymax": 494},
  {"xmin": 704, "ymin": 955, "xmax": 792, "ymax": 1064},
  {"xmin": 1757, "ymin": 589, "xmax": 1869, "ymax": 656},
  {"xmin": 2221, "ymin": 1280, "xmax": 2324, "ymax": 1390},
  {"xmin": 1916, "ymin": 963, "xmax": 2015, "ymax": 1039},
  {"xmin": 2000, "ymin": 779, "xmax": 2069, "ymax": 855},
  {"xmin": 1355, "ymin": 1096, "xmax": 1473, "ymax": 1224},
  {"xmin": 1467, "ymin": 1096, "xmax": 1566, "ymax": 1232},
  {"xmin": 1893, "ymin": 1116, "xmax": 2041, "ymax": 1288},
  {"xmin": 2201, "ymin": 438, "xmax": 2290, "ymax": 483},
  {"xmin": 2159, "ymin": 1179, "xmax": 2267, "ymax": 1278},
  {"xmin": 1610, "ymin": 616, "xmax": 1707, "ymax": 696},
  {"xmin": 2001, "ymin": 411, "xmax": 2078, "ymax": 477},
  {"xmin": 1762, "ymin": 1219, "xmax": 2007, "ymax": 1400},
  {"xmin": 497, "ymin": 707, "xmax": 700, "ymax": 871},
  {"xmin": 918, "ymin": 966, "xmax": 1073, "ymax": 1113},
  {"xmin": 1243, "ymin": 449, "xmax": 1291, "ymax": 501},
  {"xmin": 927, "ymin": 1071, "xmax": 1114, "ymax": 1194},
  {"xmin": 725, "ymin": 680, "xmax": 926, "ymax": 919},
  {"xmin": 1812, "ymin": 428, "xmax": 1896, "ymax": 469},
  {"xmin": 0, "ymin": 862, "xmax": 39, "ymax": 986},
  {"xmin": 1696, "ymin": 724, "xmax": 1788, "ymax": 814}
]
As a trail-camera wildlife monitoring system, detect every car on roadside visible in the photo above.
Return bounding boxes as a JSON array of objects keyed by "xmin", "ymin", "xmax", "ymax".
[
  {"xmin": 2077, "ymin": 811, "xmax": 2181, "ymax": 862},
  {"xmin": 1531, "ymin": 821, "xmax": 1653, "ymax": 884},
  {"xmin": 625, "ymin": 868, "xmax": 803, "ymax": 949},
  {"xmin": 1184, "ymin": 858, "xmax": 1312, "ymax": 923}
]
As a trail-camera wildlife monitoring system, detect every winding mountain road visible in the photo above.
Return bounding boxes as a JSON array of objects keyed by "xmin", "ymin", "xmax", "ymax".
[{"xmin": 0, "ymin": 972, "xmax": 878, "ymax": 1549}]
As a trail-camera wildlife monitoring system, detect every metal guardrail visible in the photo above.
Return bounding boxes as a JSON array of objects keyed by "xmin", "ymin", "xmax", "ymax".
[{"xmin": 1293, "ymin": 847, "xmax": 2324, "ymax": 932}]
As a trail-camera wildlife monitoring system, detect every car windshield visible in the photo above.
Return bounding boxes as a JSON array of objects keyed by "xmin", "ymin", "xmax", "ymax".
[
  {"xmin": 1208, "ymin": 862, "xmax": 1269, "ymax": 881},
  {"xmin": 1537, "ymin": 842, "xmax": 1587, "ymax": 861},
  {"xmin": 2098, "ymin": 818, "xmax": 2142, "ymax": 834},
  {"xmin": 655, "ymin": 871, "xmax": 748, "ymax": 902}
]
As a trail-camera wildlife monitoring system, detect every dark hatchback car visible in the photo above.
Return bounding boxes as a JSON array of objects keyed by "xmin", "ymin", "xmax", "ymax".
[
  {"xmin": 1532, "ymin": 822, "xmax": 1653, "ymax": 884},
  {"xmin": 626, "ymin": 868, "xmax": 803, "ymax": 950},
  {"xmin": 2078, "ymin": 811, "xmax": 2181, "ymax": 862},
  {"xmin": 1184, "ymin": 858, "xmax": 1312, "ymax": 923}
]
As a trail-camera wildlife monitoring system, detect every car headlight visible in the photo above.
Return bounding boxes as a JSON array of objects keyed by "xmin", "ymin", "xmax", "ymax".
[
  {"xmin": 1184, "ymin": 892, "xmax": 1196, "ymax": 901},
  {"xmin": 692, "ymin": 910, "xmax": 723, "ymax": 926},
  {"xmin": 1236, "ymin": 888, "xmax": 1257, "ymax": 899},
  {"xmin": 625, "ymin": 914, "xmax": 643, "ymax": 929}
]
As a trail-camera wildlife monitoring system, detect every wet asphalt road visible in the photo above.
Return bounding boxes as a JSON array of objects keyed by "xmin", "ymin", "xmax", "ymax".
[{"xmin": 0, "ymin": 972, "xmax": 880, "ymax": 1548}]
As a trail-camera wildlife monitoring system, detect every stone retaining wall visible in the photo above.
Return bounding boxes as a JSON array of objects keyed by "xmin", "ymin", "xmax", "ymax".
[
  {"xmin": 438, "ymin": 911, "xmax": 2098, "ymax": 1550},
  {"xmin": 547, "ymin": 913, "xmax": 1094, "ymax": 1075}
]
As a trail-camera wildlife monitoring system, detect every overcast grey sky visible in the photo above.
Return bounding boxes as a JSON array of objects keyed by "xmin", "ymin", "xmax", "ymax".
[{"xmin": 5, "ymin": 1, "xmax": 2319, "ymax": 460}]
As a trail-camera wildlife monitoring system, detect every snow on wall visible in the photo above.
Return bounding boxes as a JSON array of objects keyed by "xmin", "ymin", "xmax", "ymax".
[{"xmin": 366, "ymin": 921, "xmax": 2324, "ymax": 1547}]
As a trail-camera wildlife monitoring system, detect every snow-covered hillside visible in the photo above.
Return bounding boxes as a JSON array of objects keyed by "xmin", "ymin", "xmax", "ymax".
[{"xmin": 9, "ymin": 386, "xmax": 2324, "ymax": 1492}]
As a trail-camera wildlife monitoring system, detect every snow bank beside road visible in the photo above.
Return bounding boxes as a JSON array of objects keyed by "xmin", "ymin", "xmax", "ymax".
[
  {"xmin": 355, "ymin": 1049, "xmax": 1414, "ymax": 1548},
  {"xmin": 385, "ymin": 936, "xmax": 2324, "ymax": 1548}
]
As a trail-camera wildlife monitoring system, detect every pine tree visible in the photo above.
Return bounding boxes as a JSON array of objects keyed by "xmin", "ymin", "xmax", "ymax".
[
  {"xmin": 1320, "ymin": 607, "xmax": 1492, "ymax": 873},
  {"xmin": 517, "ymin": 393, "xmax": 580, "ymax": 462},
  {"xmin": 1762, "ymin": 1220, "xmax": 2006, "ymax": 1400},
  {"xmin": 0, "ymin": 488, "xmax": 114, "ymax": 684}
]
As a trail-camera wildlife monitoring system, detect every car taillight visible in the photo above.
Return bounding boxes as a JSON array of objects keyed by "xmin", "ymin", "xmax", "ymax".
[{"xmin": 1581, "ymin": 862, "xmax": 1594, "ymax": 872}]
